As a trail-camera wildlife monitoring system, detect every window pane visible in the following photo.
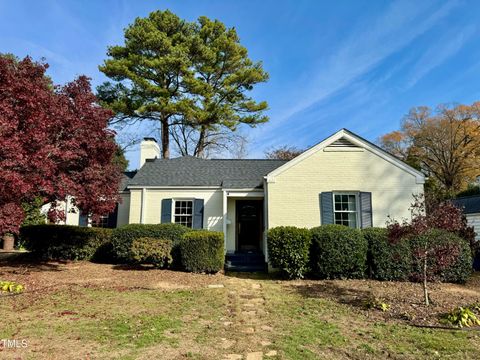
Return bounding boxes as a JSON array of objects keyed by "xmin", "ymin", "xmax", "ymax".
[
  {"xmin": 333, "ymin": 193, "xmax": 358, "ymax": 228},
  {"xmin": 348, "ymin": 196, "xmax": 356, "ymax": 211},
  {"xmin": 173, "ymin": 200, "xmax": 193, "ymax": 228},
  {"xmin": 348, "ymin": 212, "xmax": 357, "ymax": 228}
]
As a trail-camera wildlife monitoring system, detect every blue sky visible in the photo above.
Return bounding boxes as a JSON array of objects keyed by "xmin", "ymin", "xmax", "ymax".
[{"xmin": 1, "ymin": 0, "xmax": 480, "ymax": 169}]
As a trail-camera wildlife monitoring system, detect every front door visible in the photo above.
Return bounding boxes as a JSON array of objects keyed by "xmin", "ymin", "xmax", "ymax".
[{"xmin": 236, "ymin": 200, "xmax": 263, "ymax": 252}]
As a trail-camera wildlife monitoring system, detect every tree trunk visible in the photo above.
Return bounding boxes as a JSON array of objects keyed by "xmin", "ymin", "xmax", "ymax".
[
  {"xmin": 195, "ymin": 127, "xmax": 207, "ymax": 158},
  {"xmin": 423, "ymin": 254, "xmax": 429, "ymax": 306},
  {"xmin": 161, "ymin": 120, "xmax": 170, "ymax": 159}
]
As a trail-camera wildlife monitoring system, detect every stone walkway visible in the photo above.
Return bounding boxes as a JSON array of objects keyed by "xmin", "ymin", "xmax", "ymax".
[{"xmin": 217, "ymin": 276, "xmax": 278, "ymax": 360}]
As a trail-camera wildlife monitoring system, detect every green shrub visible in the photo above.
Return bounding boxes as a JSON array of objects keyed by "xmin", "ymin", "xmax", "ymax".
[
  {"xmin": 410, "ymin": 229, "xmax": 472, "ymax": 284},
  {"xmin": 310, "ymin": 224, "xmax": 367, "ymax": 279},
  {"xmin": 130, "ymin": 237, "xmax": 173, "ymax": 268},
  {"xmin": 111, "ymin": 223, "xmax": 190, "ymax": 265},
  {"xmin": 180, "ymin": 230, "xmax": 224, "ymax": 273},
  {"xmin": 267, "ymin": 226, "xmax": 311, "ymax": 279},
  {"xmin": 20, "ymin": 225, "xmax": 113, "ymax": 261},
  {"xmin": 364, "ymin": 227, "xmax": 412, "ymax": 281}
]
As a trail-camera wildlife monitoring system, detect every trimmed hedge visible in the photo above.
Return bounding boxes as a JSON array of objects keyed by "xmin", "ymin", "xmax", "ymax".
[
  {"xmin": 180, "ymin": 230, "xmax": 224, "ymax": 273},
  {"xmin": 364, "ymin": 227, "xmax": 412, "ymax": 281},
  {"xmin": 111, "ymin": 223, "xmax": 189, "ymax": 265},
  {"xmin": 267, "ymin": 226, "xmax": 311, "ymax": 279},
  {"xmin": 409, "ymin": 229, "xmax": 472, "ymax": 284},
  {"xmin": 310, "ymin": 224, "xmax": 367, "ymax": 279},
  {"xmin": 130, "ymin": 237, "xmax": 173, "ymax": 268},
  {"xmin": 20, "ymin": 224, "xmax": 113, "ymax": 261}
]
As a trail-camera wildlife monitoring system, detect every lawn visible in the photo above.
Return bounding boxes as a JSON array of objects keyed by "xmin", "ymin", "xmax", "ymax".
[{"xmin": 1, "ymin": 255, "xmax": 480, "ymax": 359}]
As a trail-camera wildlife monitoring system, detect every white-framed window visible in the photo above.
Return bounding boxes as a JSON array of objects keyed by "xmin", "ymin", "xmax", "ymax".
[
  {"xmin": 333, "ymin": 192, "xmax": 359, "ymax": 228},
  {"xmin": 92, "ymin": 214, "xmax": 109, "ymax": 228},
  {"xmin": 173, "ymin": 200, "xmax": 193, "ymax": 228}
]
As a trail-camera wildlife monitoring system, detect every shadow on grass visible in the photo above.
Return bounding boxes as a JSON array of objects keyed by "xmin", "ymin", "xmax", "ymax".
[
  {"xmin": 0, "ymin": 252, "xmax": 64, "ymax": 272},
  {"xmin": 289, "ymin": 281, "xmax": 373, "ymax": 308},
  {"xmin": 224, "ymin": 271, "xmax": 280, "ymax": 280},
  {"xmin": 111, "ymin": 263, "xmax": 155, "ymax": 271}
]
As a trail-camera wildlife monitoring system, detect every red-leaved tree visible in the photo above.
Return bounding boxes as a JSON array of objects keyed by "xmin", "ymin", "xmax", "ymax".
[
  {"xmin": 0, "ymin": 56, "xmax": 121, "ymax": 234},
  {"xmin": 387, "ymin": 194, "xmax": 475, "ymax": 305}
]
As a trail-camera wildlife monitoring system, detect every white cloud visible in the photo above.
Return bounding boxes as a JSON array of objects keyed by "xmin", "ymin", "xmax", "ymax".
[{"xmin": 405, "ymin": 24, "xmax": 476, "ymax": 88}]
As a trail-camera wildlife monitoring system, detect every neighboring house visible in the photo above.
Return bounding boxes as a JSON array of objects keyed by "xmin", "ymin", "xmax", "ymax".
[
  {"xmin": 44, "ymin": 129, "xmax": 425, "ymax": 269},
  {"xmin": 40, "ymin": 172, "xmax": 136, "ymax": 228},
  {"xmin": 452, "ymin": 195, "xmax": 480, "ymax": 241},
  {"xmin": 452, "ymin": 195, "xmax": 480, "ymax": 270}
]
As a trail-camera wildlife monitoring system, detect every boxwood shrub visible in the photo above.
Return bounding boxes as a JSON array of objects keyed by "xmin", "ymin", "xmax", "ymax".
[
  {"xmin": 130, "ymin": 237, "xmax": 173, "ymax": 268},
  {"xmin": 409, "ymin": 229, "xmax": 472, "ymax": 284},
  {"xmin": 20, "ymin": 224, "xmax": 113, "ymax": 261},
  {"xmin": 267, "ymin": 226, "xmax": 311, "ymax": 279},
  {"xmin": 364, "ymin": 227, "xmax": 412, "ymax": 281},
  {"xmin": 180, "ymin": 230, "xmax": 224, "ymax": 273},
  {"xmin": 310, "ymin": 224, "xmax": 367, "ymax": 279},
  {"xmin": 111, "ymin": 223, "xmax": 189, "ymax": 265}
]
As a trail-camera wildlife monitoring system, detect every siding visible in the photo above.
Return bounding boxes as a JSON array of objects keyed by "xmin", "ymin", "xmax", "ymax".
[
  {"xmin": 41, "ymin": 197, "xmax": 80, "ymax": 226},
  {"xmin": 129, "ymin": 188, "xmax": 231, "ymax": 249},
  {"xmin": 267, "ymin": 148, "xmax": 423, "ymax": 229},
  {"xmin": 143, "ymin": 189, "xmax": 223, "ymax": 230},
  {"xmin": 466, "ymin": 213, "xmax": 480, "ymax": 241},
  {"xmin": 129, "ymin": 189, "xmax": 142, "ymax": 223}
]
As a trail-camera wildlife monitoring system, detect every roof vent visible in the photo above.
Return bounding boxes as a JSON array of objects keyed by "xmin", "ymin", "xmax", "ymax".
[{"xmin": 327, "ymin": 137, "xmax": 360, "ymax": 148}]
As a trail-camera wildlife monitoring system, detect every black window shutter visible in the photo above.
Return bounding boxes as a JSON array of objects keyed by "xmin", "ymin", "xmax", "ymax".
[
  {"xmin": 320, "ymin": 192, "xmax": 334, "ymax": 225},
  {"xmin": 107, "ymin": 204, "xmax": 118, "ymax": 228},
  {"xmin": 359, "ymin": 192, "xmax": 373, "ymax": 228},
  {"xmin": 161, "ymin": 199, "xmax": 172, "ymax": 224},
  {"xmin": 193, "ymin": 199, "xmax": 204, "ymax": 229}
]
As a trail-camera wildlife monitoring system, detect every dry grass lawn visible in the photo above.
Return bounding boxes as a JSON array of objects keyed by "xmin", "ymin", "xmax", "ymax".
[{"xmin": 1, "ymin": 254, "xmax": 480, "ymax": 359}]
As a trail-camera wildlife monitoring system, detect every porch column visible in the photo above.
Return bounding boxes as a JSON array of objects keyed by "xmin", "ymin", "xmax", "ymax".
[
  {"xmin": 140, "ymin": 188, "xmax": 146, "ymax": 224},
  {"xmin": 222, "ymin": 190, "xmax": 227, "ymax": 253}
]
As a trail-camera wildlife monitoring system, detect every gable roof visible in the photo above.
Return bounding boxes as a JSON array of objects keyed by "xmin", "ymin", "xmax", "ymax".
[
  {"xmin": 128, "ymin": 156, "xmax": 287, "ymax": 189},
  {"xmin": 119, "ymin": 171, "xmax": 137, "ymax": 191},
  {"xmin": 265, "ymin": 128, "xmax": 425, "ymax": 184},
  {"xmin": 452, "ymin": 195, "xmax": 480, "ymax": 214}
]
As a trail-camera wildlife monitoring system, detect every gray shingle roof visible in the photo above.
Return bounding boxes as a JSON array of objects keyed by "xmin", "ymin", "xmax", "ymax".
[
  {"xmin": 452, "ymin": 195, "xmax": 480, "ymax": 214},
  {"xmin": 120, "ymin": 171, "xmax": 137, "ymax": 191},
  {"xmin": 128, "ymin": 156, "xmax": 287, "ymax": 189}
]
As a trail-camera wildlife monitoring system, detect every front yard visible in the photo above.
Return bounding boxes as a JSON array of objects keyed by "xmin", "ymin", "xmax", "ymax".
[{"xmin": 1, "ymin": 254, "xmax": 480, "ymax": 359}]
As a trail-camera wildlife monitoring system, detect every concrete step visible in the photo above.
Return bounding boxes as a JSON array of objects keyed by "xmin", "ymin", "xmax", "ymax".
[{"xmin": 225, "ymin": 252, "xmax": 266, "ymax": 272}]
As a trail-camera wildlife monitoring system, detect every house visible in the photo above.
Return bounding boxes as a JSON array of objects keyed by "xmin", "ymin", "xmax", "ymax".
[
  {"xmin": 113, "ymin": 128, "xmax": 424, "ymax": 268},
  {"xmin": 452, "ymin": 195, "xmax": 480, "ymax": 270},
  {"xmin": 452, "ymin": 195, "xmax": 480, "ymax": 242},
  {"xmin": 46, "ymin": 129, "xmax": 425, "ymax": 269}
]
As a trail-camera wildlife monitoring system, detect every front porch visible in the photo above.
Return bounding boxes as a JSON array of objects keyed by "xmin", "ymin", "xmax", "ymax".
[{"xmin": 222, "ymin": 190, "xmax": 267, "ymax": 271}]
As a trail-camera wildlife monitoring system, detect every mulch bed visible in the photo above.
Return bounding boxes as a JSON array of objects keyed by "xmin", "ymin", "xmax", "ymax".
[
  {"xmin": 286, "ymin": 274, "xmax": 480, "ymax": 327},
  {"xmin": 0, "ymin": 253, "xmax": 224, "ymax": 297}
]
